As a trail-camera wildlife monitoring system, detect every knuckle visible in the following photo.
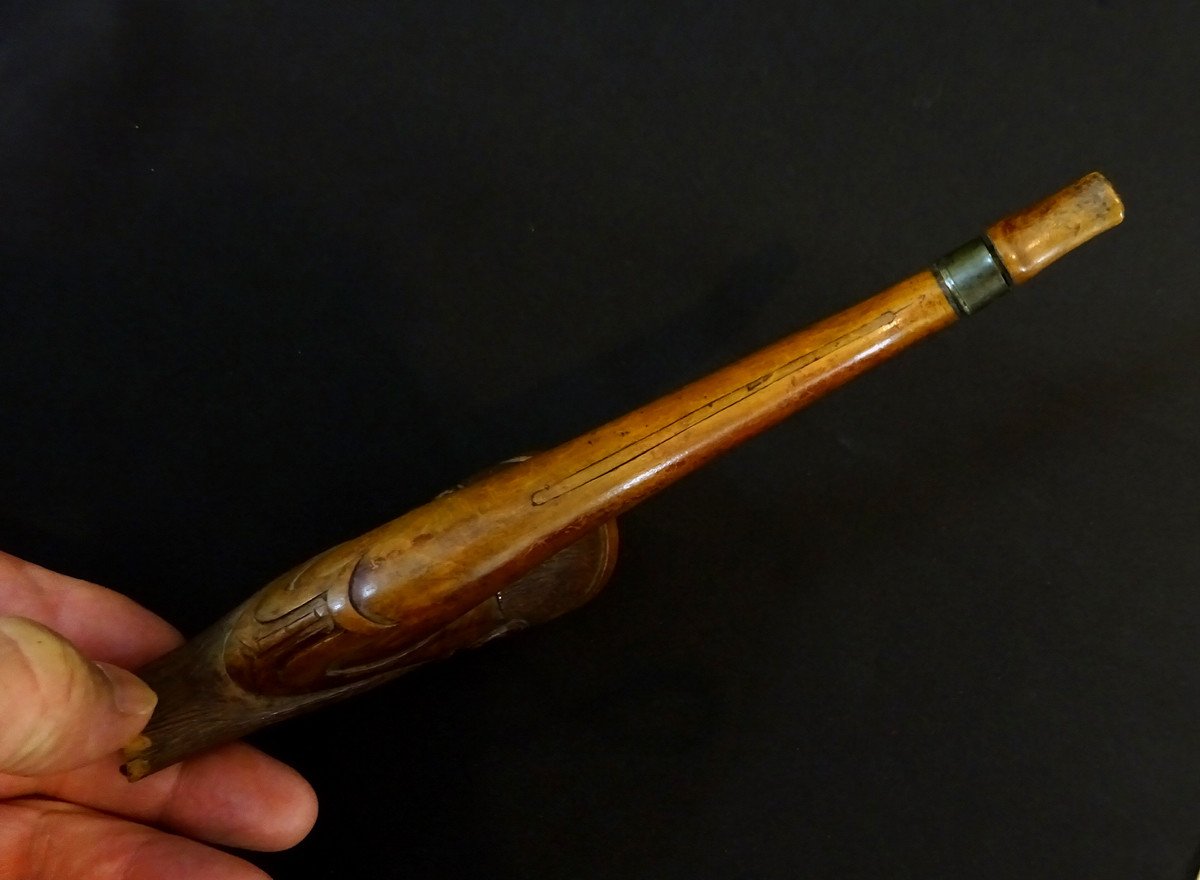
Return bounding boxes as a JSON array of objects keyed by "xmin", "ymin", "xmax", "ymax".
[{"xmin": 0, "ymin": 619, "xmax": 95, "ymax": 774}]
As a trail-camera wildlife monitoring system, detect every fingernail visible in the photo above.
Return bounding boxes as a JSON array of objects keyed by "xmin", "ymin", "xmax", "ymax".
[{"xmin": 95, "ymin": 662, "xmax": 159, "ymax": 716}]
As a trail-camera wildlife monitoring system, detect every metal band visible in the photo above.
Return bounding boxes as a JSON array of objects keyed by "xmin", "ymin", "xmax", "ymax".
[{"xmin": 932, "ymin": 237, "xmax": 1012, "ymax": 317}]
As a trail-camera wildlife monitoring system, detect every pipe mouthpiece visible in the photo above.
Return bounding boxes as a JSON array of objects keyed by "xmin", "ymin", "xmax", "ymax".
[{"xmin": 985, "ymin": 172, "xmax": 1124, "ymax": 284}]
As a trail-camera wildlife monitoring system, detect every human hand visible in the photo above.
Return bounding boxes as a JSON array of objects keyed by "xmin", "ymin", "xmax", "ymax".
[{"xmin": 0, "ymin": 551, "xmax": 317, "ymax": 879}]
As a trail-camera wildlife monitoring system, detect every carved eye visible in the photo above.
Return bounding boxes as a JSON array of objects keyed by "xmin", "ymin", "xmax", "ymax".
[{"xmin": 346, "ymin": 553, "xmax": 397, "ymax": 625}]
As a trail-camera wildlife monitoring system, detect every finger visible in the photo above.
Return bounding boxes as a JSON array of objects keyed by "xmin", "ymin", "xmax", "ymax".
[
  {"xmin": 0, "ymin": 798, "xmax": 271, "ymax": 880},
  {"xmin": 0, "ymin": 551, "xmax": 182, "ymax": 668},
  {"xmin": 8, "ymin": 743, "xmax": 318, "ymax": 852},
  {"xmin": 0, "ymin": 617, "xmax": 158, "ymax": 776}
]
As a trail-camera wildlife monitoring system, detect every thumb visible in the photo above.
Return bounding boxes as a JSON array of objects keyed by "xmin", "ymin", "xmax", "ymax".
[{"xmin": 0, "ymin": 616, "xmax": 158, "ymax": 776}]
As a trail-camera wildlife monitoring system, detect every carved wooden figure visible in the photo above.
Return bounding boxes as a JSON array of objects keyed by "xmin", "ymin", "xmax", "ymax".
[{"xmin": 122, "ymin": 173, "xmax": 1124, "ymax": 781}]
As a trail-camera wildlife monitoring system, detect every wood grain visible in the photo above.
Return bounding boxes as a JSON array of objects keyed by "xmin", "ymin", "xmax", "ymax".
[
  {"xmin": 122, "ymin": 172, "xmax": 1124, "ymax": 779},
  {"xmin": 986, "ymin": 172, "xmax": 1124, "ymax": 283},
  {"xmin": 224, "ymin": 273, "xmax": 956, "ymax": 696},
  {"xmin": 123, "ymin": 272, "xmax": 955, "ymax": 778}
]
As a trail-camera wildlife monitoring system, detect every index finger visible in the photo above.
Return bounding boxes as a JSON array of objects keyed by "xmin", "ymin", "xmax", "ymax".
[{"xmin": 0, "ymin": 551, "xmax": 182, "ymax": 668}]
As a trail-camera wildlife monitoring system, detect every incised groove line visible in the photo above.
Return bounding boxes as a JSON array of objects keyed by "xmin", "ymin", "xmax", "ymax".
[{"xmin": 532, "ymin": 307, "xmax": 902, "ymax": 506}]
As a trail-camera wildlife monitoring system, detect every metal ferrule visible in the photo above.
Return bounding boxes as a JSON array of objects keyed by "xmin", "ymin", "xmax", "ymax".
[{"xmin": 932, "ymin": 237, "xmax": 1012, "ymax": 317}]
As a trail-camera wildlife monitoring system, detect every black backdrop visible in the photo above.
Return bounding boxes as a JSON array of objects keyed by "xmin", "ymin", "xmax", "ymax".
[{"xmin": 2, "ymin": 2, "xmax": 1199, "ymax": 878}]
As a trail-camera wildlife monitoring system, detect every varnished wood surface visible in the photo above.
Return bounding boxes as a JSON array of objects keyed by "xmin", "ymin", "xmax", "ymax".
[
  {"xmin": 123, "ymin": 516, "xmax": 619, "ymax": 780},
  {"xmin": 123, "ymin": 270, "xmax": 957, "ymax": 777},
  {"xmin": 6, "ymin": 7, "xmax": 1185, "ymax": 875},
  {"xmin": 986, "ymin": 172, "xmax": 1124, "ymax": 283},
  {"xmin": 227, "ymin": 272, "xmax": 956, "ymax": 695},
  {"xmin": 123, "ymin": 173, "xmax": 1124, "ymax": 779}
]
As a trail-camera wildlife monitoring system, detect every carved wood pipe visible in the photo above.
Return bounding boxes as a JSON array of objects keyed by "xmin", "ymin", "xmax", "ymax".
[{"xmin": 122, "ymin": 173, "xmax": 1124, "ymax": 781}]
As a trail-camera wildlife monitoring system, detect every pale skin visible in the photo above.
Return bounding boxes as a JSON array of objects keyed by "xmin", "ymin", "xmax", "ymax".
[{"xmin": 0, "ymin": 551, "xmax": 318, "ymax": 879}]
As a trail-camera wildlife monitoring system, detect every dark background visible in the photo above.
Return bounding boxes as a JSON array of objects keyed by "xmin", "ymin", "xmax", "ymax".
[{"xmin": 2, "ymin": 2, "xmax": 1197, "ymax": 878}]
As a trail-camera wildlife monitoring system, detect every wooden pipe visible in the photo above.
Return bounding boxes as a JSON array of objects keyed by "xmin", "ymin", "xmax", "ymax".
[{"xmin": 121, "ymin": 172, "xmax": 1124, "ymax": 781}]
